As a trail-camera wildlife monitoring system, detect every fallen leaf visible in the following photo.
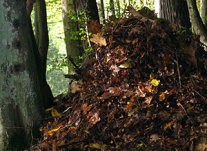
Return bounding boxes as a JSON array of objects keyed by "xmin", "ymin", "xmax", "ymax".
[
  {"xmin": 89, "ymin": 143, "xmax": 101, "ymax": 149},
  {"xmin": 119, "ymin": 62, "xmax": 132, "ymax": 68},
  {"xmin": 164, "ymin": 121, "xmax": 174, "ymax": 130},
  {"xmin": 51, "ymin": 109, "xmax": 61, "ymax": 117},
  {"xmin": 90, "ymin": 33, "xmax": 107, "ymax": 46},
  {"xmin": 47, "ymin": 124, "xmax": 62, "ymax": 136},
  {"xmin": 151, "ymin": 79, "xmax": 160, "ymax": 86}
]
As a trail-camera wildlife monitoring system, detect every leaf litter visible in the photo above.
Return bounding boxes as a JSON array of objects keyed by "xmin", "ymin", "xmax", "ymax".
[{"xmin": 29, "ymin": 7, "xmax": 207, "ymax": 151}]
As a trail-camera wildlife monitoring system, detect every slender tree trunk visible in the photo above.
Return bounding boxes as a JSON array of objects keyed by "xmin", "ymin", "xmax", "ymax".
[
  {"xmin": 160, "ymin": 0, "xmax": 191, "ymax": 29},
  {"xmin": 110, "ymin": 0, "xmax": 116, "ymax": 17},
  {"xmin": 186, "ymin": 0, "xmax": 207, "ymax": 43},
  {"xmin": 34, "ymin": 0, "xmax": 49, "ymax": 75},
  {"xmin": 34, "ymin": 0, "xmax": 53, "ymax": 107},
  {"xmin": 100, "ymin": 0, "xmax": 106, "ymax": 24},
  {"xmin": 0, "ymin": 0, "xmax": 45, "ymax": 150},
  {"xmin": 117, "ymin": 0, "xmax": 121, "ymax": 18},
  {"xmin": 87, "ymin": 0, "xmax": 100, "ymax": 22},
  {"xmin": 200, "ymin": 0, "xmax": 207, "ymax": 26}
]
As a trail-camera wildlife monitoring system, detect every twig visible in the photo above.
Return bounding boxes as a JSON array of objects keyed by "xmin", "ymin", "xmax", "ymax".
[
  {"xmin": 64, "ymin": 74, "xmax": 81, "ymax": 80},
  {"xmin": 193, "ymin": 89, "xmax": 207, "ymax": 104},
  {"xmin": 175, "ymin": 52, "xmax": 182, "ymax": 88}
]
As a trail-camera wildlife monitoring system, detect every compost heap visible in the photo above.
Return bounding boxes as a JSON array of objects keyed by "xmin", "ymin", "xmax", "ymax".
[{"xmin": 31, "ymin": 7, "xmax": 207, "ymax": 151}]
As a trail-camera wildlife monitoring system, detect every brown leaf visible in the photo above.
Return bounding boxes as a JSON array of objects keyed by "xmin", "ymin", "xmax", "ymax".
[
  {"xmin": 90, "ymin": 33, "xmax": 107, "ymax": 46},
  {"xmin": 87, "ymin": 109, "xmax": 100, "ymax": 125},
  {"xmin": 87, "ymin": 20, "xmax": 102, "ymax": 34}
]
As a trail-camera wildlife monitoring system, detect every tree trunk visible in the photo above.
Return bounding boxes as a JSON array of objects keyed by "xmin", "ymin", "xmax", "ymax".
[
  {"xmin": 117, "ymin": 0, "xmax": 121, "ymax": 18},
  {"xmin": 0, "ymin": 0, "xmax": 45, "ymax": 150},
  {"xmin": 186, "ymin": 0, "xmax": 207, "ymax": 43},
  {"xmin": 160, "ymin": 0, "xmax": 191, "ymax": 29},
  {"xmin": 87, "ymin": 0, "xmax": 100, "ymax": 22},
  {"xmin": 34, "ymin": 0, "xmax": 48, "ymax": 75},
  {"xmin": 110, "ymin": 0, "xmax": 116, "ymax": 17},
  {"xmin": 200, "ymin": 0, "xmax": 207, "ymax": 26},
  {"xmin": 61, "ymin": 0, "xmax": 83, "ymax": 73},
  {"xmin": 34, "ymin": 0, "xmax": 54, "ymax": 107},
  {"xmin": 100, "ymin": 0, "xmax": 106, "ymax": 24}
]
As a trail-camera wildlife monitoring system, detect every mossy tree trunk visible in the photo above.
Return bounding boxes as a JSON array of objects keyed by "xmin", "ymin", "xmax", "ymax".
[
  {"xmin": 0, "ymin": 0, "xmax": 45, "ymax": 150},
  {"xmin": 34, "ymin": 0, "xmax": 53, "ymax": 107},
  {"xmin": 186, "ymin": 0, "xmax": 207, "ymax": 43},
  {"xmin": 61, "ymin": 0, "xmax": 83, "ymax": 73}
]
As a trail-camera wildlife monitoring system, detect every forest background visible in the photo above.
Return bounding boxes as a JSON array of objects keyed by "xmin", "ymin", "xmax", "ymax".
[
  {"xmin": 44, "ymin": 0, "xmax": 160, "ymax": 96},
  {"xmin": 1, "ymin": 0, "xmax": 207, "ymax": 150}
]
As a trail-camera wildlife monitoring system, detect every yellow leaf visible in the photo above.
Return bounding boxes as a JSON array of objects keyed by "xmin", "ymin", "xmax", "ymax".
[
  {"xmin": 90, "ymin": 33, "xmax": 107, "ymax": 46},
  {"xmin": 51, "ymin": 109, "xmax": 61, "ymax": 117},
  {"xmin": 119, "ymin": 62, "xmax": 132, "ymax": 68},
  {"xmin": 46, "ymin": 107, "xmax": 54, "ymax": 112},
  {"xmin": 47, "ymin": 125, "xmax": 62, "ymax": 136},
  {"xmin": 106, "ymin": 58, "xmax": 110, "ymax": 62},
  {"xmin": 89, "ymin": 143, "xmax": 101, "ymax": 149},
  {"xmin": 151, "ymin": 79, "xmax": 160, "ymax": 86}
]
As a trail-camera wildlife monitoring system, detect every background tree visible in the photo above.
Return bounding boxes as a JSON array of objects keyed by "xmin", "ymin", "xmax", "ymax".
[
  {"xmin": 0, "ymin": 0, "xmax": 45, "ymax": 150},
  {"xmin": 160, "ymin": 0, "xmax": 191, "ymax": 29},
  {"xmin": 186, "ymin": 0, "xmax": 207, "ymax": 43},
  {"xmin": 61, "ymin": 0, "xmax": 83, "ymax": 73},
  {"xmin": 34, "ymin": 0, "xmax": 53, "ymax": 108},
  {"xmin": 110, "ymin": 0, "xmax": 116, "ymax": 18},
  {"xmin": 100, "ymin": 0, "xmax": 106, "ymax": 24},
  {"xmin": 87, "ymin": 0, "xmax": 100, "ymax": 22},
  {"xmin": 200, "ymin": 0, "xmax": 207, "ymax": 26}
]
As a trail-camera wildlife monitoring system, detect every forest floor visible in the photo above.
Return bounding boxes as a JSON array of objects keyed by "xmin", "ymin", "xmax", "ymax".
[{"xmin": 28, "ymin": 7, "xmax": 207, "ymax": 151}]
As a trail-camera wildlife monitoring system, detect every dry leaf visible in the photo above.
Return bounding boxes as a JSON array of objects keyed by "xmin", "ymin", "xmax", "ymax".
[{"xmin": 90, "ymin": 33, "xmax": 107, "ymax": 46}]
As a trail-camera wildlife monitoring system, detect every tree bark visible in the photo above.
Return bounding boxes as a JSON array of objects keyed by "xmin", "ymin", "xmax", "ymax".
[
  {"xmin": 61, "ymin": 0, "xmax": 83, "ymax": 73},
  {"xmin": 160, "ymin": 0, "xmax": 191, "ymax": 29},
  {"xmin": 0, "ymin": 0, "xmax": 45, "ymax": 150},
  {"xmin": 34, "ymin": 0, "xmax": 48, "ymax": 75},
  {"xmin": 34, "ymin": 0, "xmax": 53, "ymax": 107},
  {"xmin": 186, "ymin": 0, "xmax": 207, "ymax": 43},
  {"xmin": 200, "ymin": 0, "xmax": 207, "ymax": 26}
]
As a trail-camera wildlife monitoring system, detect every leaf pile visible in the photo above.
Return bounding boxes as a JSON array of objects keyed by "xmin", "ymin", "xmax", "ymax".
[{"xmin": 30, "ymin": 7, "xmax": 207, "ymax": 151}]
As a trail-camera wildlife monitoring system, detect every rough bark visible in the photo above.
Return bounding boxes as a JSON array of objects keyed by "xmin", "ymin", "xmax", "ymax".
[
  {"xmin": 160, "ymin": 0, "xmax": 191, "ymax": 29},
  {"xmin": 0, "ymin": 0, "xmax": 44, "ymax": 150},
  {"xmin": 186, "ymin": 0, "xmax": 207, "ymax": 43},
  {"xmin": 34, "ymin": 0, "xmax": 53, "ymax": 108},
  {"xmin": 200, "ymin": 0, "xmax": 207, "ymax": 26}
]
